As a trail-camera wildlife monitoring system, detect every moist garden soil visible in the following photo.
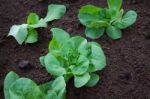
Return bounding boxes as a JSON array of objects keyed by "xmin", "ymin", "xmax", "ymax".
[{"xmin": 0, "ymin": 0, "xmax": 150, "ymax": 99}]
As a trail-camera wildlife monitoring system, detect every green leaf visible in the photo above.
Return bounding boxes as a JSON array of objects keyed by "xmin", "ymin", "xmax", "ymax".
[
  {"xmin": 79, "ymin": 5, "xmax": 101, "ymax": 16},
  {"xmin": 70, "ymin": 55, "xmax": 89, "ymax": 75},
  {"xmin": 79, "ymin": 5, "xmax": 101, "ymax": 15},
  {"xmin": 85, "ymin": 73, "xmax": 100, "ymax": 87},
  {"xmin": 107, "ymin": 0, "xmax": 122, "ymax": 10},
  {"xmin": 27, "ymin": 13, "xmax": 39, "ymax": 25},
  {"xmin": 89, "ymin": 42, "xmax": 106, "ymax": 71},
  {"xmin": 85, "ymin": 27, "xmax": 105, "ymax": 39},
  {"xmin": 99, "ymin": 8, "xmax": 111, "ymax": 20},
  {"xmin": 8, "ymin": 24, "xmax": 28, "ymax": 45},
  {"xmin": 39, "ymin": 56, "xmax": 45, "ymax": 68},
  {"xmin": 44, "ymin": 53, "xmax": 66, "ymax": 76},
  {"xmin": 115, "ymin": 10, "xmax": 137, "ymax": 29},
  {"xmin": 9, "ymin": 78, "xmax": 44, "ymax": 99},
  {"xmin": 44, "ymin": 4, "xmax": 66, "ymax": 22},
  {"xmin": 49, "ymin": 37, "xmax": 60, "ymax": 52},
  {"xmin": 49, "ymin": 28, "xmax": 70, "ymax": 51},
  {"xmin": 51, "ymin": 76, "xmax": 66, "ymax": 93},
  {"xmin": 106, "ymin": 26, "xmax": 122, "ymax": 39},
  {"xmin": 78, "ymin": 5, "xmax": 101, "ymax": 26},
  {"xmin": 77, "ymin": 37, "xmax": 88, "ymax": 55},
  {"xmin": 57, "ymin": 88, "xmax": 66, "ymax": 99},
  {"xmin": 79, "ymin": 14, "xmax": 100, "ymax": 27},
  {"xmin": 74, "ymin": 73, "xmax": 90, "ymax": 88},
  {"xmin": 45, "ymin": 90, "xmax": 57, "ymax": 99},
  {"xmin": 29, "ymin": 18, "xmax": 47, "ymax": 28},
  {"xmin": 89, "ymin": 20, "xmax": 109, "ymax": 28},
  {"xmin": 25, "ymin": 29, "xmax": 38, "ymax": 43},
  {"xmin": 110, "ymin": 9, "xmax": 124, "ymax": 23},
  {"xmin": 39, "ymin": 81, "xmax": 53, "ymax": 94},
  {"xmin": 4, "ymin": 71, "xmax": 19, "ymax": 99},
  {"xmin": 64, "ymin": 36, "xmax": 87, "ymax": 51},
  {"xmin": 45, "ymin": 76, "xmax": 66, "ymax": 99}
]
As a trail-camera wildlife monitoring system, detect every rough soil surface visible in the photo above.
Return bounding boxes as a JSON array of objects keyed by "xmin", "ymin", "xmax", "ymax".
[{"xmin": 0, "ymin": 0, "xmax": 150, "ymax": 99}]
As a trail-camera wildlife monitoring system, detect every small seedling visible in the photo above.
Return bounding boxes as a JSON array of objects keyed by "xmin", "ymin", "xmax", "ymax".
[
  {"xmin": 4, "ymin": 71, "xmax": 66, "ymax": 99},
  {"xmin": 78, "ymin": 0, "xmax": 137, "ymax": 40},
  {"xmin": 40, "ymin": 28, "xmax": 106, "ymax": 88},
  {"xmin": 8, "ymin": 4, "xmax": 66, "ymax": 45}
]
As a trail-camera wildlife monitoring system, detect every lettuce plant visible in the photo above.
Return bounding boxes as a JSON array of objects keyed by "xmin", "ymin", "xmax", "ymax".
[
  {"xmin": 4, "ymin": 71, "xmax": 66, "ymax": 99},
  {"xmin": 78, "ymin": 0, "xmax": 137, "ymax": 40},
  {"xmin": 40, "ymin": 28, "xmax": 106, "ymax": 88},
  {"xmin": 8, "ymin": 4, "xmax": 66, "ymax": 45}
]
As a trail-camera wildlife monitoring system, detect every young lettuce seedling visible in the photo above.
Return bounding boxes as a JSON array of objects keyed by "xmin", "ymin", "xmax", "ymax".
[
  {"xmin": 78, "ymin": 0, "xmax": 137, "ymax": 40},
  {"xmin": 40, "ymin": 28, "xmax": 106, "ymax": 88},
  {"xmin": 8, "ymin": 4, "xmax": 66, "ymax": 45},
  {"xmin": 4, "ymin": 71, "xmax": 66, "ymax": 99}
]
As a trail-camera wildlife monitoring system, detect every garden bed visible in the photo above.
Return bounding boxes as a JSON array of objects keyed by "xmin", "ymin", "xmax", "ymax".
[{"xmin": 0, "ymin": 0, "xmax": 150, "ymax": 99}]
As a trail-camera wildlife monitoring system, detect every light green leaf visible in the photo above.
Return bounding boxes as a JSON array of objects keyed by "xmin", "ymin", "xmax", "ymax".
[
  {"xmin": 85, "ymin": 73, "xmax": 100, "ymax": 87},
  {"xmin": 99, "ymin": 8, "xmax": 111, "ymax": 20},
  {"xmin": 39, "ymin": 56, "xmax": 45, "ymax": 68},
  {"xmin": 39, "ymin": 81, "xmax": 53, "ymax": 94},
  {"xmin": 77, "ymin": 37, "xmax": 88, "ymax": 55},
  {"xmin": 85, "ymin": 27, "xmax": 105, "ymax": 39},
  {"xmin": 45, "ymin": 90, "xmax": 57, "ymax": 99},
  {"xmin": 41, "ymin": 77, "xmax": 66, "ymax": 99},
  {"xmin": 49, "ymin": 28, "xmax": 70, "ymax": 51},
  {"xmin": 49, "ymin": 37, "xmax": 60, "ymax": 52},
  {"xmin": 44, "ymin": 53, "xmax": 66, "ymax": 76},
  {"xmin": 70, "ymin": 55, "xmax": 89, "ymax": 75},
  {"xmin": 65, "ymin": 36, "xmax": 87, "ymax": 51},
  {"xmin": 79, "ymin": 14, "xmax": 100, "ymax": 27},
  {"xmin": 74, "ymin": 73, "xmax": 90, "ymax": 88},
  {"xmin": 78, "ymin": 5, "xmax": 101, "ymax": 26},
  {"xmin": 106, "ymin": 26, "xmax": 122, "ymax": 39},
  {"xmin": 57, "ymin": 88, "xmax": 66, "ymax": 99},
  {"xmin": 27, "ymin": 13, "xmax": 39, "ymax": 25},
  {"xmin": 47, "ymin": 76, "xmax": 66, "ymax": 99},
  {"xmin": 89, "ymin": 42, "xmax": 106, "ymax": 71},
  {"xmin": 8, "ymin": 24, "xmax": 28, "ymax": 45},
  {"xmin": 115, "ymin": 10, "xmax": 137, "ymax": 29},
  {"xmin": 44, "ymin": 4, "xmax": 66, "ymax": 22},
  {"xmin": 25, "ymin": 29, "xmax": 38, "ymax": 43},
  {"xmin": 79, "ymin": 5, "xmax": 101, "ymax": 15},
  {"xmin": 107, "ymin": 0, "xmax": 122, "ymax": 10},
  {"xmin": 51, "ymin": 76, "xmax": 66, "ymax": 93},
  {"xmin": 110, "ymin": 9, "xmax": 124, "ymax": 23},
  {"xmin": 29, "ymin": 18, "xmax": 47, "ymax": 28},
  {"xmin": 89, "ymin": 20, "xmax": 109, "ymax": 28},
  {"xmin": 9, "ymin": 78, "xmax": 44, "ymax": 99},
  {"xmin": 4, "ymin": 71, "xmax": 19, "ymax": 99}
]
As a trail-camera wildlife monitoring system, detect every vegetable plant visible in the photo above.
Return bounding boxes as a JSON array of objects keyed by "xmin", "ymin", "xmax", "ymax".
[
  {"xmin": 8, "ymin": 4, "xmax": 66, "ymax": 45},
  {"xmin": 78, "ymin": 0, "xmax": 137, "ymax": 40},
  {"xmin": 4, "ymin": 71, "xmax": 66, "ymax": 99},
  {"xmin": 40, "ymin": 28, "xmax": 106, "ymax": 88}
]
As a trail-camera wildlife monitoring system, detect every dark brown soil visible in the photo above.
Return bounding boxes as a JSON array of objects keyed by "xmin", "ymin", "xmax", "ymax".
[{"xmin": 0, "ymin": 0, "xmax": 150, "ymax": 99}]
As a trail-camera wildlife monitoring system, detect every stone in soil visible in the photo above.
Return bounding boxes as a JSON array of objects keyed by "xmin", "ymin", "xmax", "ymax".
[{"xmin": 18, "ymin": 60, "xmax": 31, "ymax": 69}]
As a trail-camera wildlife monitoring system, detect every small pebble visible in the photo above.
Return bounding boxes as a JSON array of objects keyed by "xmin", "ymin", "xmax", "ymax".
[
  {"xmin": 18, "ymin": 60, "xmax": 30, "ymax": 69},
  {"xmin": 67, "ymin": 28, "xmax": 72, "ymax": 33}
]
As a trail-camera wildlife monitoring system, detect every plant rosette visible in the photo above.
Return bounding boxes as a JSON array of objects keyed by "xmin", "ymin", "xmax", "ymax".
[
  {"xmin": 78, "ymin": 0, "xmax": 137, "ymax": 40},
  {"xmin": 8, "ymin": 4, "xmax": 66, "ymax": 45},
  {"xmin": 40, "ymin": 28, "xmax": 106, "ymax": 88},
  {"xmin": 4, "ymin": 71, "xmax": 66, "ymax": 99}
]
